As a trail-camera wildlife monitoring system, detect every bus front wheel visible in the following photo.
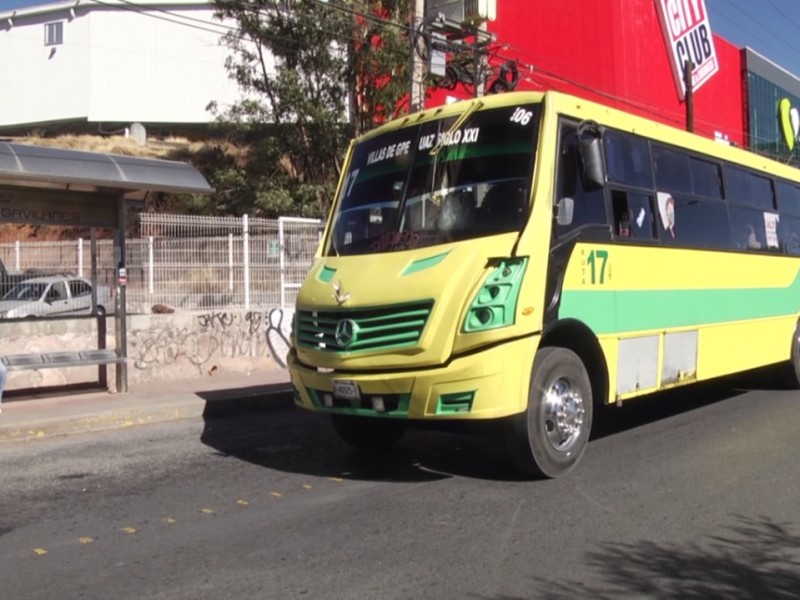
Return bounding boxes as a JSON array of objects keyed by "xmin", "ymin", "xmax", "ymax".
[
  {"xmin": 506, "ymin": 347, "xmax": 593, "ymax": 478},
  {"xmin": 330, "ymin": 414, "xmax": 406, "ymax": 451}
]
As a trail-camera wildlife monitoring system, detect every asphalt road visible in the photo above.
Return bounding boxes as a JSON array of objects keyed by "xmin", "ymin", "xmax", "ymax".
[{"xmin": 2, "ymin": 372, "xmax": 800, "ymax": 599}]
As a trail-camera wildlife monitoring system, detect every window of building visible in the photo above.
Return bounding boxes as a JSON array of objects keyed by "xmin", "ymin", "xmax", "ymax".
[{"xmin": 45, "ymin": 21, "xmax": 63, "ymax": 46}]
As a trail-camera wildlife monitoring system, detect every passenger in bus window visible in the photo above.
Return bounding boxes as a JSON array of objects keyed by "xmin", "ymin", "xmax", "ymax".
[
  {"xmin": 789, "ymin": 231, "xmax": 800, "ymax": 255},
  {"xmin": 745, "ymin": 224, "xmax": 763, "ymax": 249},
  {"xmin": 617, "ymin": 211, "xmax": 631, "ymax": 237},
  {"xmin": 627, "ymin": 193, "xmax": 655, "ymax": 239}
]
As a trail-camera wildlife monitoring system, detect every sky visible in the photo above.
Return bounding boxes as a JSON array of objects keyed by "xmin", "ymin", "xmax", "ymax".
[{"xmin": 3, "ymin": 0, "xmax": 800, "ymax": 77}]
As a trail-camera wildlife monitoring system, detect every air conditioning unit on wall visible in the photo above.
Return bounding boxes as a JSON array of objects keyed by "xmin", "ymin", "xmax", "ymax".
[{"xmin": 426, "ymin": 0, "xmax": 496, "ymax": 24}]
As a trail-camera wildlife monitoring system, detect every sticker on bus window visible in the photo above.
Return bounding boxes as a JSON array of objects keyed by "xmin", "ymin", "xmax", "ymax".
[
  {"xmin": 509, "ymin": 107, "xmax": 533, "ymax": 126},
  {"xmin": 764, "ymin": 212, "xmax": 780, "ymax": 249},
  {"xmin": 657, "ymin": 192, "xmax": 676, "ymax": 238}
]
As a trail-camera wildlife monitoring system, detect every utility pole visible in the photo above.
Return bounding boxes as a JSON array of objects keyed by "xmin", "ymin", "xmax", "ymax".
[
  {"xmin": 684, "ymin": 60, "xmax": 694, "ymax": 133},
  {"xmin": 410, "ymin": 0, "xmax": 426, "ymax": 113},
  {"xmin": 473, "ymin": 19, "xmax": 487, "ymax": 97},
  {"xmin": 424, "ymin": 1, "xmax": 495, "ymax": 101}
]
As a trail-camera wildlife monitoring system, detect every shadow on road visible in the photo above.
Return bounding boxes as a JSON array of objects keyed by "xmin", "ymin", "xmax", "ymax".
[
  {"xmin": 200, "ymin": 403, "xmax": 526, "ymax": 483},
  {"xmin": 197, "ymin": 382, "xmax": 293, "ymax": 418},
  {"xmin": 199, "ymin": 368, "xmax": 781, "ymax": 483},
  {"xmin": 519, "ymin": 514, "xmax": 800, "ymax": 600},
  {"xmin": 591, "ymin": 375, "xmax": 751, "ymax": 440}
]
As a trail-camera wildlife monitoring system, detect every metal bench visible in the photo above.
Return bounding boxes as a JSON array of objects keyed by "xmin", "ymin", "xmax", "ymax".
[
  {"xmin": 0, "ymin": 313, "xmax": 127, "ymax": 391},
  {"xmin": 2, "ymin": 349, "xmax": 125, "ymax": 371}
]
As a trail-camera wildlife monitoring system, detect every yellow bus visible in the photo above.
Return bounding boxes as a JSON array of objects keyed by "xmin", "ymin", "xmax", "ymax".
[{"xmin": 288, "ymin": 90, "xmax": 800, "ymax": 478}]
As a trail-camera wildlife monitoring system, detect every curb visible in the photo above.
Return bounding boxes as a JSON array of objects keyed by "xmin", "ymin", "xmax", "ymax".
[{"xmin": 0, "ymin": 384, "xmax": 295, "ymax": 444}]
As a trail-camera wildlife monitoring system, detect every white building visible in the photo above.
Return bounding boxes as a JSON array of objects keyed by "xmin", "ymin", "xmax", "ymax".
[{"xmin": 0, "ymin": 0, "xmax": 242, "ymax": 136}]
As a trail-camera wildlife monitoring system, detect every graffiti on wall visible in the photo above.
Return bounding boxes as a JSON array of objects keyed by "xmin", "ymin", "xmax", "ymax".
[{"xmin": 133, "ymin": 308, "xmax": 293, "ymax": 370}]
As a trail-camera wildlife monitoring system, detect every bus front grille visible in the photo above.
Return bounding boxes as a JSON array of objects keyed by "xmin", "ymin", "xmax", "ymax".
[{"xmin": 296, "ymin": 301, "xmax": 434, "ymax": 353}]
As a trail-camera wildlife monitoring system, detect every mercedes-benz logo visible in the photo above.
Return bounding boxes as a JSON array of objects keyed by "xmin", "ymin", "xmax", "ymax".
[{"xmin": 335, "ymin": 319, "xmax": 357, "ymax": 347}]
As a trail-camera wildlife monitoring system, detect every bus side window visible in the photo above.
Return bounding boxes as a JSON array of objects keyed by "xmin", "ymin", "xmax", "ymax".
[
  {"xmin": 657, "ymin": 193, "xmax": 731, "ymax": 249},
  {"xmin": 728, "ymin": 205, "xmax": 767, "ymax": 250},
  {"xmin": 604, "ymin": 131, "xmax": 653, "ymax": 189},
  {"xmin": 554, "ymin": 125, "xmax": 606, "ymax": 236},
  {"xmin": 612, "ymin": 190, "xmax": 655, "ymax": 239},
  {"xmin": 780, "ymin": 214, "xmax": 800, "ymax": 255},
  {"xmin": 776, "ymin": 180, "xmax": 800, "ymax": 254},
  {"xmin": 776, "ymin": 180, "xmax": 800, "ymax": 216},
  {"xmin": 690, "ymin": 157, "xmax": 722, "ymax": 199},
  {"xmin": 724, "ymin": 166, "xmax": 775, "ymax": 210}
]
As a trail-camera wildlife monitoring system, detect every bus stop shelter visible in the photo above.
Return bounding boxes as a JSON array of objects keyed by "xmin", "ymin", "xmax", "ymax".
[{"xmin": 0, "ymin": 141, "xmax": 213, "ymax": 393}]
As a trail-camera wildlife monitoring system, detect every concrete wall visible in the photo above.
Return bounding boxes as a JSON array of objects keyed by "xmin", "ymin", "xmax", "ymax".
[{"xmin": 2, "ymin": 308, "xmax": 293, "ymax": 392}]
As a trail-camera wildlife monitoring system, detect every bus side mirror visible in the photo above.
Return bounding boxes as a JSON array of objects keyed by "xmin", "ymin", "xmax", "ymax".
[
  {"xmin": 556, "ymin": 197, "xmax": 574, "ymax": 226},
  {"xmin": 577, "ymin": 120, "xmax": 606, "ymax": 190}
]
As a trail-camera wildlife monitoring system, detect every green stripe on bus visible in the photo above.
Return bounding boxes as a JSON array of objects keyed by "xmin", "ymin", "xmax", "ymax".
[{"xmin": 559, "ymin": 271, "xmax": 800, "ymax": 334}]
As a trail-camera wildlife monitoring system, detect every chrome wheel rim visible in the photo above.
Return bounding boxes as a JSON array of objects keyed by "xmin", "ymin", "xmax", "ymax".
[{"xmin": 542, "ymin": 377, "xmax": 585, "ymax": 454}]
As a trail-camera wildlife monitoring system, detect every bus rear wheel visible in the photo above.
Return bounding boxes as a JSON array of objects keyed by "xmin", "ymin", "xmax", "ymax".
[
  {"xmin": 779, "ymin": 321, "xmax": 800, "ymax": 389},
  {"xmin": 330, "ymin": 414, "xmax": 407, "ymax": 451},
  {"xmin": 506, "ymin": 347, "xmax": 593, "ymax": 478}
]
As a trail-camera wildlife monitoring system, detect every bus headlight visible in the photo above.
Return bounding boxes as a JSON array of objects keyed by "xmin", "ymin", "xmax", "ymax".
[{"xmin": 462, "ymin": 258, "xmax": 528, "ymax": 332}]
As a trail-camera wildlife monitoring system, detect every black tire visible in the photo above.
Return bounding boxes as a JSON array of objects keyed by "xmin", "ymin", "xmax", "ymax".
[
  {"xmin": 779, "ymin": 321, "xmax": 800, "ymax": 388},
  {"xmin": 95, "ymin": 305, "xmax": 107, "ymax": 317},
  {"xmin": 330, "ymin": 414, "xmax": 407, "ymax": 451},
  {"xmin": 506, "ymin": 347, "xmax": 593, "ymax": 478}
]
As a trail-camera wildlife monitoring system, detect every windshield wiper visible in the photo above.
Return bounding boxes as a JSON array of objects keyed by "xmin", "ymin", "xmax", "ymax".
[{"xmin": 429, "ymin": 100, "xmax": 484, "ymax": 156}]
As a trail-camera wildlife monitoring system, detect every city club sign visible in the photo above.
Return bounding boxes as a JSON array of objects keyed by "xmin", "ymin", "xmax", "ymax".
[{"xmin": 656, "ymin": 0, "xmax": 719, "ymax": 99}]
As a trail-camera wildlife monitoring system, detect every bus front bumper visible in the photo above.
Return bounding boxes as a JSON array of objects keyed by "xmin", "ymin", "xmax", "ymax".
[{"xmin": 288, "ymin": 336, "xmax": 538, "ymax": 420}]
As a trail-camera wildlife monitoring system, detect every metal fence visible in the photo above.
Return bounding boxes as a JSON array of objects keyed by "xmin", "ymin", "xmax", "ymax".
[{"xmin": 0, "ymin": 214, "xmax": 324, "ymax": 314}]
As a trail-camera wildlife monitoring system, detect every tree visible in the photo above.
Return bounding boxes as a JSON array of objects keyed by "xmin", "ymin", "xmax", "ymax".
[{"xmin": 208, "ymin": 0, "xmax": 413, "ymax": 219}]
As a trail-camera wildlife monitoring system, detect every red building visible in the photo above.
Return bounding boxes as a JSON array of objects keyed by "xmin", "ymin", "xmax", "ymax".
[{"xmin": 428, "ymin": 0, "xmax": 745, "ymax": 147}]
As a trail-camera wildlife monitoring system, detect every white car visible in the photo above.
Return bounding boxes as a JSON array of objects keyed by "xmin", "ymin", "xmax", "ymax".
[{"xmin": 0, "ymin": 276, "xmax": 113, "ymax": 319}]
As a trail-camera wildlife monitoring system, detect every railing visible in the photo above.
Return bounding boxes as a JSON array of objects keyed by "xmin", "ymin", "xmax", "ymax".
[{"xmin": 0, "ymin": 213, "xmax": 324, "ymax": 314}]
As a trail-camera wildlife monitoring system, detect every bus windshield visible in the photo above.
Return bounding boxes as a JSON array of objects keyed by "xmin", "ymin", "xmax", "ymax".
[{"xmin": 327, "ymin": 103, "xmax": 541, "ymax": 256}]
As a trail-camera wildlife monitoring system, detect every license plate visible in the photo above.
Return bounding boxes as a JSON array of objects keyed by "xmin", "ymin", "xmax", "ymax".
[{"xmin": 332, "ymin": 379, "xmax": 360, "ymax": 401}]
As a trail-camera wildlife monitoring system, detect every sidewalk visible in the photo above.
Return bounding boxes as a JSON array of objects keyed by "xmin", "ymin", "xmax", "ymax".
[{"xmin": 0, "ymin": 369, "xmax": 293, "ymax": 444}]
